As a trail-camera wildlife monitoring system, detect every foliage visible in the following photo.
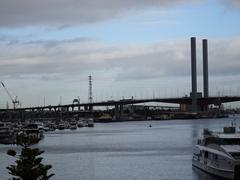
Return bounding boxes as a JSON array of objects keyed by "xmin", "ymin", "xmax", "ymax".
[{"xmin": 6, "ymin": 138, "xmax": 54, "ymax": 180}]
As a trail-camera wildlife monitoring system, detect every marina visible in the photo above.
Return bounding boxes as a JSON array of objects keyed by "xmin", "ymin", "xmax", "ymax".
[
  {"xmin": 0, "ymin": 117, "xmax": 238, "ymax": 180},
  {"xmin": 0, "ymin": 117, "xmax": 95, "ymax": 144}
]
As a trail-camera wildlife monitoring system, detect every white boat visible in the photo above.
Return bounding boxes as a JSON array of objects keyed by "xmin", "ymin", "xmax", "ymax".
[
  {"xmin": 44, "ymin": 122, "xmax": 56, "ymax": 131},
  {"xmin": 86, "ymin": 118, "xmax": 94, "ymax": 127},
  {"xmin": 192, "ymin": 127, "xmax": 240, "ymax": 180},
  {"xmin": 58, "ymin": 122, "xmax": 65, "ymax": 130},
  {"xmin": 35, "ymin": 122, "xmax": 44, "ymax": 131},
  {"xmin": 77, "ymin": 119, "xmax": 84, "ymax": 128}
]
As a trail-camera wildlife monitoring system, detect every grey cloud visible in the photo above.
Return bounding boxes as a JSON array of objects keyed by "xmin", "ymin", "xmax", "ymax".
[
  {"xmin": 0, "ymin": 34, "xmax": 7, "ymax": 41},
  {"xmin": 0, "ymin": 0, "xmax": 198, "ymax": 27},
  {"xmin": 0, "ymin": 34, "xmax": 18, "ymax": 42},
  {"xmin": 112, "ymin": 38, "xmax": 240, "ymax": 81},
  {"xmin": 41, "ymin": 75, "xmax": 62, "ymax": 81},
  {"xmin": 23, "ymin": 37, "xmax": 94, "ymax": 48},
  {"xmin": 107, "ymin": 41, "xmax": 191, "ymax": 81},
  {"xmin": 0, "ymin": 37, "xmax": 240, "ymax": 82},
  {"xmin": 220, "ymin": 0, "xmax": 240, "ymax": 7},
  {"xmin": 209, "ymin": 38, "xmax": 240, "ymax": 76},
  {"xmin": 0, "ymin": 38, "xmax": 108, "ymax": 77}
]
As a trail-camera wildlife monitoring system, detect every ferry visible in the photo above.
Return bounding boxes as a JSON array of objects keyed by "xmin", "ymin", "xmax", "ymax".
[
  {"xmin": 192, "ymin": 127, "xmax": 240, "ymax": 180},
  {"xmin": 24, "ymin": 123, "xmax": 44, "ymax": 140}
]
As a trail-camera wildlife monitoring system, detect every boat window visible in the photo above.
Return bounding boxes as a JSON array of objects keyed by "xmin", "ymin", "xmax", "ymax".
[
  {"xmin": 26, "ymin": 124, "xmax": 38, "ymax": 129},
  {"xmin": 205, "ymin": 137, "xmax": 240, "ymax": 145},
  {"xmin": 223, "ymin": 138, "xmax": 240, "ymax": 145},
  {"xmin": 197, "ymin": 139, "xmax": 201, "ymax": 144},
  {"xmin": 204, "ymin": 151, "xmax": 208, "ymax": 158},
  {"xmin": 214, "ymin": 154, "xmax": 218, "ymax": 160},
  {"xmin": 230, "ymin": 152, "xmax": 240, "ymax": 160}
]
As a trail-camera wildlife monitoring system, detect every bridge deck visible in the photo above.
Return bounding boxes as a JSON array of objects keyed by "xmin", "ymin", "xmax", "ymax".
[{"xmin": 1, "ymin": 96, "xmax": 240, "ymax": 112}]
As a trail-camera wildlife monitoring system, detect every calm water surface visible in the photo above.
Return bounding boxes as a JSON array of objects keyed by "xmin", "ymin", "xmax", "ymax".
[{"xmin": 0, "ymin": 118, "xmax": 236, "ymax": 180}]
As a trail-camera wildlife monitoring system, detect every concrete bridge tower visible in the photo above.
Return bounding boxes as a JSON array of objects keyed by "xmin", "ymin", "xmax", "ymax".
[
  {"xmin": 191, "ymin": 37, "xmax": 197, "ymax": 112},
  {"xmin": 202, "ymin": 39, "xmax": 209, "ymax": 98}
]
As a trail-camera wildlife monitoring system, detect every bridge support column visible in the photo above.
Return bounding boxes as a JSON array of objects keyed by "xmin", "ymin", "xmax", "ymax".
[
  {"xmin": 89, "ymin": 105, "xmax": 93, "ymax": 111},
  {"xmin": 120, "ymin": 105, "xmax": 123, "ymax": 119},
  {"xmin": 115, "ymin": 105, "xmax": 120, "ymax": 121},
  {"xmin": 84, "ymin": 105, "xmax": 93, "ymax": 111},
  {"xmin": 114, "ymin": 105, "xmax": 123, "ymax": 121},
  {"xmin": 202, "ymin": 103, "xmax": 208, "ymax": 111},
  {"xmin": 191, "ymin": 37, "xmax": 197, "ymax": 112}
]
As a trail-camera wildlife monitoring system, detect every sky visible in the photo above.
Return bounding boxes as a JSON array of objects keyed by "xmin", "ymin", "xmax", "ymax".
[{"xmin": 0, "ymin": 0, "xmax": 240, "ymax": 108}]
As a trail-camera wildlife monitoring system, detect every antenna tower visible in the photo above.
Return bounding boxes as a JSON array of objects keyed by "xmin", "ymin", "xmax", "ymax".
[{"xmin": 88, "ymin": 75, "xmax": 93, "ymax": 103}]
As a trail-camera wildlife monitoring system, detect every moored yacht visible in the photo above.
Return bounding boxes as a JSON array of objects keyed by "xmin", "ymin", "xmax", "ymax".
[
  {"xmin": 77, "ymin": 118, "xmax": 84, "ymax": 128},
  {"xmin": 58, "ymin": 121, "xmax": 65, "ymax": 130},
  {"xmin": 192, "ymin": 127, "xmax": 240, "ymax": 180},
  {"xmin": 86, "ymin": 118, "xmax": 94, "ymax": 127},
  {"xmin": 69, "ymin": 119, "xmax": 77, "ymax": 130}
]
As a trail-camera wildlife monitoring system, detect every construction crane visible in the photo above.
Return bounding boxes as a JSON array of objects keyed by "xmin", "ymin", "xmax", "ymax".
[{"xmin": 1, "ymin": 81, "xmax": 19, "ymax": 109}]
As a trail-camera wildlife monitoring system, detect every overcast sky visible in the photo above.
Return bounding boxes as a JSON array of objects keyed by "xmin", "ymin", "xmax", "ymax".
[{"xmin": 0, "ymin": 0, "xmax": 240, "ymax": 108}]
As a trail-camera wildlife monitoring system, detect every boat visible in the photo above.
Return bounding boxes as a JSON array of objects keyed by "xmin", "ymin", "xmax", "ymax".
[
  {"xmin": 86, "ymin": 118, "xmax": 94, "ymax": 127},
  {"xmin": 97, "ymin": 114, "xmax": 113, "ymax": 123},
  {"xmin": 69, "ymin": 120, "xmax": 77, "ymax": 130},
  {"xmin": 35, "ymin": 122, "xmax": 44, "ymax": 131},
  {"xmin": 58, "ymin": 121, "xmax": 65, "ymax": 130},
  {"xmin": 44, "ymin": 122, "xmax": 56, "ymax": 131},
  {"xmin": 192, "ymin": 126, "xmax": 240, "ymax": 180},
  {"xmin": 24, "ymin": 123, "xmax": 44, "ymax": 139},
  {"xmin": 0, "ymin": 122, "xmax": 15, "ymax": 144},
  {"xmin": 17, "ymin": 123, "xmax": 44, "ymax": 144},
  {"xmin": 77, "ymin": 119, "xmax": 84, "ymax": 128}
]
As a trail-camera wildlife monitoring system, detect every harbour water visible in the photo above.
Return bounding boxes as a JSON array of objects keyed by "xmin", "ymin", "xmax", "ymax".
[{"xmin": 0, "ymin": 118, "xmax": 235, "ymax": 180}]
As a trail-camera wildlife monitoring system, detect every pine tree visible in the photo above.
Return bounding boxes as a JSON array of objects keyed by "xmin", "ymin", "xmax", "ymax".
[{"xmin": 6, "ymin": 138, "xmax": 54, "ymax": 180}]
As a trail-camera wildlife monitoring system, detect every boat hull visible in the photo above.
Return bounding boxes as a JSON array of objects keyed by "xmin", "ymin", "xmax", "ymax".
[
  {"xmin": 192, "ymin": 158, "xmax": 233, "ymax": 179},
  {"xmin": 87, "ymin": 124, "xmax": 94, "ymax": 127},
  {"xmin": 70, "ymin": 126, "xmax": 77, "ymax": 130}
]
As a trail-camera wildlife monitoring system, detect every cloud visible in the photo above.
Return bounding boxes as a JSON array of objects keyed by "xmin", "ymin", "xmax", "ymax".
[
  {"xmin": 220, "ymin": 0, "xmax": 240, "ymax": 7},
  {"xmin": 0, "ymin": 0, "xmax": 198, "ymax": 27},
  {"xmin": 1, "ymin": 37, "xmax": 240, "ymax": 106},
  {"xmin": 209, "ymin": 38, "xmax": 240, "ymax": 76},
  {"xmin": 0, "ymin": 37, "xmax": 240, "ymax": 82}
]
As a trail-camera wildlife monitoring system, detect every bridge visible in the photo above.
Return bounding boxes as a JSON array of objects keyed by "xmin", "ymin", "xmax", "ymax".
[{"xmin": 1, "ymin": 95, "xmax": 239, "ymax": 112}]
